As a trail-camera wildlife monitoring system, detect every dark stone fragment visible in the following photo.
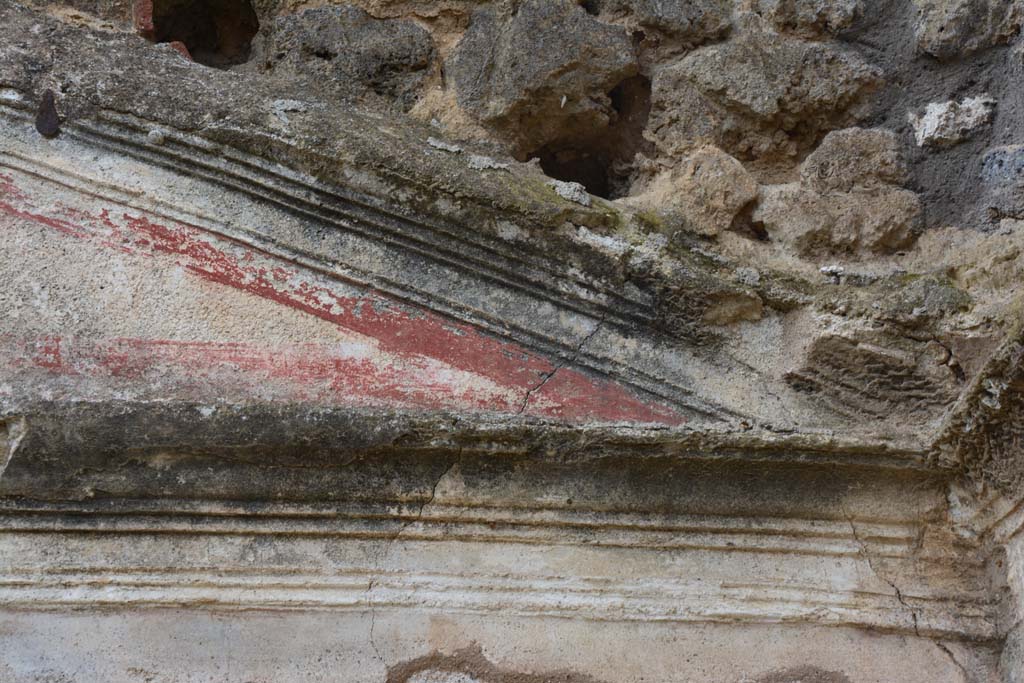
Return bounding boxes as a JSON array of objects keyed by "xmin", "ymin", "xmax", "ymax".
[
  {"xmin": 446, "ymin": 0, "xmax": 638, "ymax": 152},
  {"xmin": 34, "ymin": 89, "xmax": 60, "ymax": 138},
  {"xmin": 599, "ymin": 0, "xmax": 733, "ymax": 43},
  {"xmin": 250, "ymin": 5, "xmax": 435, "ymax": 112},
  {"xmin": 981, "ymin": 145, "xmax": 1024, "ymax": 220}
]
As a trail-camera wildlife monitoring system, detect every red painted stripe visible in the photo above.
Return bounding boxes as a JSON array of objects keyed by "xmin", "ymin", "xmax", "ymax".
[
  {"xmin": 3, "ymin": 336, "xmax": 513, "ymax": 411},
  {"xmin": 0, "ymin": 171, "xmax": 685, "ymax": 425}
]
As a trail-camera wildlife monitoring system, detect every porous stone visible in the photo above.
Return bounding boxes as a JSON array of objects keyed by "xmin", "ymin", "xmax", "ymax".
[
  {"xmin": 908, "ymin": 220, "xmax": 1024, "ymax": 306},
  {"xmin": 623, "ymin": 145, "xmax": 759, "ymax": 237},
  {"xmin": 467, "ymin": 154, "xmax": 510, "ymax": 171},
  {"xmin": 980, "ymin": 144, "xmax": 1024, "ymax": 220},
  {"xmin": 428, "ymin": 136, "xmax": 464, "ymax": 153},
  {"xmin": 446, "ymin": 0, "xmax": 638, "ymax": 152},
  {"xmin": 648, "ymin": 16, "xmax": 882, "ymax": 161},
  {"xmin": 909, "ymin": 95, "xmax": 997, "ymax": 146},
  {"xmin": 677, "ymin": 19, "xmax": 880, "ymax": 122},
  {"xmin": 594, "ymin": 0, "xmax": 733, "ymax": 43},
  {"xmin": 756, "ymin": 183, "xmax": 921, "ymax": 256},
  {"xmin": 787, "ymin": 323, "xmax": 963, "ymax": 417},
  {"xmin": 914, "ymin": 0, "xmax": 1023, "ymax": 59},
  {"xmin": 248, "ymin": 5, "xmax": 436, "ymax": 111},
  {"xmin": 752, "ymin": 0, "xmax": 864, "ymax": 37},
  {"xmin": 702, "ymin": 289, "xmax": 765, "ymax": 324},
  {"xmin": 800, "ymin": 127, "xmax": 908, "ymax": 192},
  {"xmin": 549, "ymin": 178, "xmax": 592, "ymax": 206},
  {"xmin": 755, "ymin": 128, "xmax": 922, "ymax": 256}
]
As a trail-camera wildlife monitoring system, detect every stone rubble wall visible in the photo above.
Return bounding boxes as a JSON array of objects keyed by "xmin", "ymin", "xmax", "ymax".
[{"xmin": 34, "ymin": 0, "xmax": 1024, "ymax": 239}]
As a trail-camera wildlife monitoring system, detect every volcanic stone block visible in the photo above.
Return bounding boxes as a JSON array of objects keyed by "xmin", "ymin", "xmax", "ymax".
[
  {"xmin": 250, "ymin": 5, "xmax": 435, "ymax": 111},
  {"xmin": 446, "ymin": 0, "xmax": 638, "ymax": 152}
]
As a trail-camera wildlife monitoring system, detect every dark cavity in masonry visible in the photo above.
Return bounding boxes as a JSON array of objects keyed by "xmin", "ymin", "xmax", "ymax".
[
  {"xmin": 152, "ymin": 0, "xmax": 259, "ymax": 68},
  {"xmin": 524, "ymin": 75, "xmax": 653, "ymax": 200}
]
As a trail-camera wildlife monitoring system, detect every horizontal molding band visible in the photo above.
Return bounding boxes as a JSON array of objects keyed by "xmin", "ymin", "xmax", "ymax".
[
  {"xmin": 0, "ymin": 498, "xmax": 964, "ymax": 561},
  {"xmin": 0, "ymin": 569, "xmax": 997, "ymax": 640}
]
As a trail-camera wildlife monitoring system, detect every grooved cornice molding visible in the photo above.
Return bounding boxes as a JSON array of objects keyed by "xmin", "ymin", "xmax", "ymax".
[{"xmin": 0, "ymin": 101, "xmax": 786, "ymax": 428}]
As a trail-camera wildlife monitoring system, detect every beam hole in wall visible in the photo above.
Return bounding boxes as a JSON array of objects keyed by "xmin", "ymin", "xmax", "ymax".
[
  {"xmin": 523, "ymin": 74, "xmax": 652, "ymax": 200},
  {"xmin": 152, "ymin": 0, "xmax": 259, "ymax": 68}
]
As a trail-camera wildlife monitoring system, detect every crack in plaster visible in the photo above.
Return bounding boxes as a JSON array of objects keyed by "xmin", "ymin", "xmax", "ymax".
[
  {"xmin": 368, "ymin": 448, "xmax": 463, "ymax": 667},
  {"xmin": 517, "ymin": 317, "xmax": 606, "ymax": 415},
  {"xmin": 843, "ymin": 508, "xmax": 922, "ymax": 637},
  {"xmin": 0, "ymin": 417, "xmax": 26, "ymax": 482},
  {"xmin": 934, "ymin": 642, "xmax": 971, "ymax": 682}
]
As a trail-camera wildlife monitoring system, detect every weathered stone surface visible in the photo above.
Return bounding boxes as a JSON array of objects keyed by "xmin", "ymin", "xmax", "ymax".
[
  {"xmin": 909, "ymin": 94, "xmax": 997, "ymax": 147},
  {"xmin": 248, "ymin": 5, "xmax": 435, "ymax": 111},
  {"xmin": 787, "ymin": 323, "xmax": 963, "ymax": 418},
  {"xmin": 596, "ymin": 0, "xmax": 733, "ymax": 43},
  {"xmin": 623, "ymin": 144, "xmax": 759, "ymax": 237},
  {"xmin": 910, "ymin": 220, "xmax": 1024, "ymax": 301},
  {"xmin": 548, "ymin": 178, "xmax": 593, "ymax": 206},
  {"xmin": 757, "ymin": 183, "xmax": 921, "ymax": 256},
  {"xmin": 648, "ymin": 17, "xmax": 882, "ymax": 161},
  {"xmin": 914, "ymin": 0, "xmax": 1023, "ymax": 59},
  {"xmin": 752, "ymin": 0, "xmax": 864, "ymax": 37},
  {"xmin": 755, "ymin": 128, "xmax": 922, "ymax": 256},
  {"xmin": 0, "ymin": 611, "xmax": 992, "ymax": 682},
  {"xmin": 800, "ymin": 127, "xmax": 908, "ymax": 192},
  {"xmin": 678, "ymin": 20, "xmax": 879, "ymax": 123},
  {"xmin": 980, "ymin": 144, "xmax": 1024, "ymax": 220},
  {"xmin": 447, "ymin": 0, "xmax": 638, "ymax": 152}
]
